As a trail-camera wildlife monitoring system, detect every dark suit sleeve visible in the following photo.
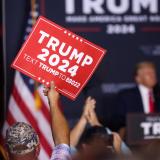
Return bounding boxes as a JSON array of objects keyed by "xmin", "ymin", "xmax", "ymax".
[
  {"xmin": 154, "ymin": 83, "xmax": 160, "ymax": 111},
  {"xmin": 112, "ymin": 92, "xmax": 127, "ymax": 131}
]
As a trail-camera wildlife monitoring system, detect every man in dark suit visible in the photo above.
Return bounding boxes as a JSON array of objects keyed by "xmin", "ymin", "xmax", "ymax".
[{"xmin": 114, "ymin": 61, "xmax": 160, "ymax": 139}]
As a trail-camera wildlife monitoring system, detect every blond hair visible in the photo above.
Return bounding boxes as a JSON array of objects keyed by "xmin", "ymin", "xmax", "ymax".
[{"xmin": 134, "ymin": 61, "xmax": 155, "ymax": 77}]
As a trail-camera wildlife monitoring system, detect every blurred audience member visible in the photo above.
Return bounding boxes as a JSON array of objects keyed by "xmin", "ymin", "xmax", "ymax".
[
  {"xmin": 74, "ymin": 126, "xmax": 118, "ymax": 160},
  {"xmin": 70, "ymin": 97, "xmax": 131, "ymax": 155},
  {"xmin": 5, "ymin": 81, "xmax": 70, "ymax": 160},
  {"xmin": 5, "ymin": 122, "xmax": 40, "ymax": 160},
  {"xmin": 115, "ymin": 61, "xmax": 160, "ymax": 139}
]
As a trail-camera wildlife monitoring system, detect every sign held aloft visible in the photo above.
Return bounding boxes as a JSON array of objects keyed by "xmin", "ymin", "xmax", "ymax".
[{"xmin": 11, "ymin": 16, "xmax": 106, "ymax": 100}]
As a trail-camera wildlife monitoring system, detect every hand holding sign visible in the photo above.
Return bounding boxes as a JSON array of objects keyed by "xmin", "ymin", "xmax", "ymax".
[
  {"xmin": 11, "ymin": 16, "xmax": 106, "ymax": 100},
  {"xmin": 43, "ymin": 81, "xmax": 60, "ymax": 104}
]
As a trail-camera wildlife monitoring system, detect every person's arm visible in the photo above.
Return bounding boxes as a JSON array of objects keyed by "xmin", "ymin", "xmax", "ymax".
[
  {"xmin": 118, "ymin": 127, "xmax": 126, "ymax": 140},
  {"xmin": 70, "ymin": 116, "xmax": 87, "ymax": 147},
  {"xmin": 70, "ymin": 97, "xmax": 96, "ymax": 147},
  {"xmin": 43, "ymin": 82, "xmax": 69, "ymax": 145},
  {"xmin": 112, "ymin": 132, "xmax": 122, "ymax": 154},
  {"xmin": 87, "ymin": 108, "xmax": 102, "ymax": 127}
]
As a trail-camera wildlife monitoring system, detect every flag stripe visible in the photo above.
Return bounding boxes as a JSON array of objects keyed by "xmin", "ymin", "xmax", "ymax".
[
  {"xmin": 14, "ymin": 72, "xmax": 54, "ymax": 147},
  {"xmin": 38, "ymin": 99, "xmax": 51, "ymax": 123},
  {"xmin": 39, "ymin": 147, "xmax": 50, "ymax": 160},
  {"xmin": 12, "ymin": 85, "xmax": 52, "ymax": 156},
  {"xmin": 9, "ymin": 96, "xmax": 28, "ymax": 123},
  {"xmin": 2, "ymin": 122, "xmax": 9, "ymax": 138},
  {"xmin": 15, "ymin": 73, "xmax": 50, "ymax": 125},
  {"xmin": 6, "ymin": 111, "xmax": 16, "ymax": 126}
]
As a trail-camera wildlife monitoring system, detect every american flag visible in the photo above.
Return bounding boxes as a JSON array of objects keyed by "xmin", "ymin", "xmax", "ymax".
[{"xmin": 2, "ymin": 3, "xmax": 54, "ymax": 160}]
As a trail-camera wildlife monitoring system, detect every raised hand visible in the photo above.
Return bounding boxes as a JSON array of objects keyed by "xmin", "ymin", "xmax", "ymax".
[
  {"xmin": 87, "ymin": 108, "xmax": 102, "ymax": 127},
  {"xmin": 82, "ymin": 96, "xmax": 96, "ymax": 120},
  {"xmin": 43, "ymin": 81, "xmax": 60, "ymax": 105},
  {"xmin": 43, "ymin": 81, "xmax": 69, "ymax": 145}
]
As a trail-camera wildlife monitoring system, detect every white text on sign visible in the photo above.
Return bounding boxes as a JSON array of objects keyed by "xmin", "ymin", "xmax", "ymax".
[{"xmin": 37, "ymin": 30, "xmax": 93, "ymax": 77}]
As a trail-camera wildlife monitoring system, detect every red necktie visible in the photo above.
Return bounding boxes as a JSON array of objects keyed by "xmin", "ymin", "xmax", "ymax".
[{"xmin": 149, "ymin": 90, "xmax": 155, "ymax": 113}]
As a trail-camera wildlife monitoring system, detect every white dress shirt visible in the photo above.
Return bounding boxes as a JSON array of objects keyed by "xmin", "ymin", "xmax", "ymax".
[{"xmin": 138, "ymin": 84, "xmax": 151, "ymax": 114}]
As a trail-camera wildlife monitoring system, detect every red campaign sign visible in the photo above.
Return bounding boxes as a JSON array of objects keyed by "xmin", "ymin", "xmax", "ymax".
[{"xmin": 11, "ymin": 16, "xmax": 106, "ymax": 100}]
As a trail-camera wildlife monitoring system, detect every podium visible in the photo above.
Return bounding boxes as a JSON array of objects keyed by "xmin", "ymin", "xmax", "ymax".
[{"xmin": 127, "ymin": 113, "xmax": 160, "ymax": 145}]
